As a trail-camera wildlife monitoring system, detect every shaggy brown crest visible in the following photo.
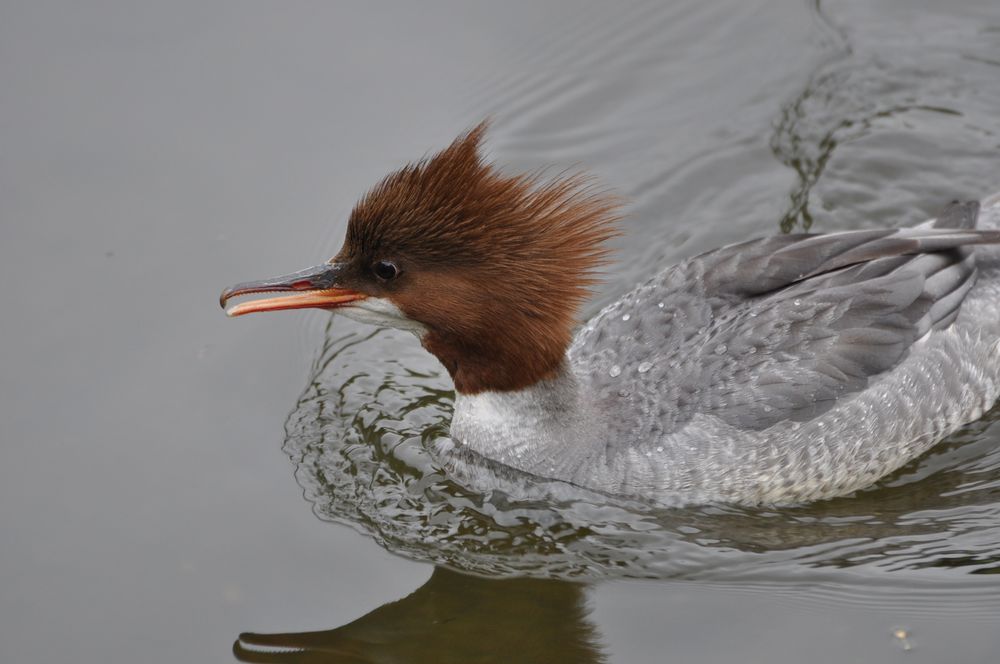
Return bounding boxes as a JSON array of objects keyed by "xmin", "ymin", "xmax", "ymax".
[{"xmin": 344, "ymin": 122, "xmax": 621, "ymax": 393}]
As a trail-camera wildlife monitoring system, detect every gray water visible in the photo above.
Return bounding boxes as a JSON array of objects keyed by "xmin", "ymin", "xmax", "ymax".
[{"xmin": 3, "ymin": 1, "xmax": 1000, "ymax": 662}]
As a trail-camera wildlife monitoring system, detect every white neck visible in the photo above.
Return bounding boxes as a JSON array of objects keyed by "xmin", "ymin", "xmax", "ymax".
[{"xmin": 448, "ymin": 366, "xmax": 602, "ymax": 481}]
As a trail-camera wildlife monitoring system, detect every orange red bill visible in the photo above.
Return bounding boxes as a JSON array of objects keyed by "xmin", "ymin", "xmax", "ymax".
[
  {"xmin": 220, "ymin": 262, "xmax": 363, "ymax": 317},
  {"xmin": 224, "ymin": 288, "xmax": 364, "ymax": 317}
]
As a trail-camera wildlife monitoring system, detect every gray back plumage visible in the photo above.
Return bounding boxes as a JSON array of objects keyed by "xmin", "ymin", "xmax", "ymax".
[{"xmin": 571, "ymin": 202, "xmax": 992, "ymax": 433}]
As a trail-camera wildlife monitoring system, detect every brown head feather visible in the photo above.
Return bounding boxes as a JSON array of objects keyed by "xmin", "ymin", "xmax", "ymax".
[{"xmin": 340, "ymin": 121, "xmax": 621, "ymax": 394}]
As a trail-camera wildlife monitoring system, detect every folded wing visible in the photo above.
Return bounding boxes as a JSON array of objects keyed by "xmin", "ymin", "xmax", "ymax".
[{"xmin": 574, "ymin": 202, "xmax": 998, "ymax": 431}]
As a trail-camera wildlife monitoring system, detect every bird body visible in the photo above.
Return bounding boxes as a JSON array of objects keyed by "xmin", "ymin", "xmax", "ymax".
[{"xmin": 453, "ymin": 201, "xmax": 1000, "ymax": 504}]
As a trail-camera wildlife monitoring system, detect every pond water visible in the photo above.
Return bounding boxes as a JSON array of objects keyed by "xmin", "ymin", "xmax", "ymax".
[{"xmin": 3, "ymin": 1, "xmax": 1000, "ymax": 662}]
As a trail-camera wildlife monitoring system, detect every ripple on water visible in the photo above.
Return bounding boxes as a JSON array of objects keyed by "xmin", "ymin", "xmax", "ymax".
[
  {"xmin": 284, "ymin": 322, "xmax": 1000, "ymax": 589},
  {"xmin": 771, "ymin": 0, "xmax": 1000, "ymax": 233}
]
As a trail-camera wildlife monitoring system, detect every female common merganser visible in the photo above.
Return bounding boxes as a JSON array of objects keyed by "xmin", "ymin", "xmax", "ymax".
[{"xmin": 221, "ymin": 123, "xmax": 1000, "ymax": 505}]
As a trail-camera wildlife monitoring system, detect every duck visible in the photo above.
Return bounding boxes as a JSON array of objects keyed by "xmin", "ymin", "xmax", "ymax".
[{"xmin": 220, "ymin": 122, "xmax": 1000, "ymax": 505}]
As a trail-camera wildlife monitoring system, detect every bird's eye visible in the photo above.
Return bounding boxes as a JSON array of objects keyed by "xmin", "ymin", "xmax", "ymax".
[{"xmin": 373, "ymin": 260, "xmax": 399, "ymax": 281}]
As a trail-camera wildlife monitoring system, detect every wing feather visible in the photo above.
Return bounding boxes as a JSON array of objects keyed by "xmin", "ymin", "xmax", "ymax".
[{"xmin": 573, "ymin": 201, "xmax": 996, "ymax": 432}]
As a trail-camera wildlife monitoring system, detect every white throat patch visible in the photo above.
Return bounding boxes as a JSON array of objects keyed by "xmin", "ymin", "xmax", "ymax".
[{"xmin": 337, "ymin": 297, "xmax": 427, "ymax": 337}]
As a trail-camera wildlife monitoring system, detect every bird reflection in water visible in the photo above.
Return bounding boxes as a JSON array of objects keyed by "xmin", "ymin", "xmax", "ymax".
[{"xmin": 233, "ymin": 566, "xmax": 603, "ymax": 664}]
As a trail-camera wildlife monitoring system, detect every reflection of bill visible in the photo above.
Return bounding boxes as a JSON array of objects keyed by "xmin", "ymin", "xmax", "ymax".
[{"xmin": 233, "ymin": 566, "xmax": 602, "ymax": 664}]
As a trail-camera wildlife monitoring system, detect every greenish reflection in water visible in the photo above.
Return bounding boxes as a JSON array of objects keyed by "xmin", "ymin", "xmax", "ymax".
[{"xmin": 234, "ymin": 567, "xmax": 603, "ymax": 664}]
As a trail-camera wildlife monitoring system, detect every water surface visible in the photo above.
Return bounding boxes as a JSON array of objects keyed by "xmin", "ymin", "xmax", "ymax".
[{"xmin": 3, "ymin": 1, "xmax": 1000, "ymax": 662}]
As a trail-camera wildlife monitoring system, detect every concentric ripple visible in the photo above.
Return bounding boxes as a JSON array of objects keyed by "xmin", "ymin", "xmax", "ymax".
[{"xmin": 284, "ymin": 319, "xmax": 1000, "ymax": 584}]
